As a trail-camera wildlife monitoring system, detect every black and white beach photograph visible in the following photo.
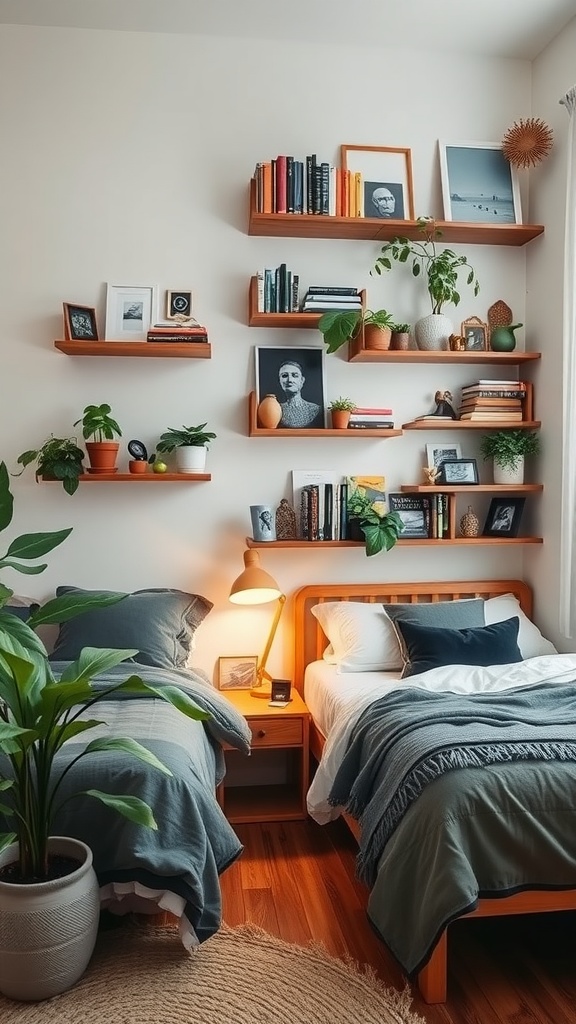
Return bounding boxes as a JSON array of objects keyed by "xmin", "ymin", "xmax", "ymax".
[{"xmin": 439, "ymin": 141, "xmax": 522, "ymax": 223}]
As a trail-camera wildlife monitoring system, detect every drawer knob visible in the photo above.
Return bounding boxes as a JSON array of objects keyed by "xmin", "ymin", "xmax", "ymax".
[{"xmin": 257, "ymin": 729, "xmax": 266, "ymax": 738}]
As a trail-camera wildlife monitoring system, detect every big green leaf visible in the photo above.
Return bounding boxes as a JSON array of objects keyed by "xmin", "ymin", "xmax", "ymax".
[
  {"xmin": 29, "ymin": 590, "xmax": 126, "ymax": 627},
  {"xmin": 0, "ymin": 833, "xmax": 18, "ymax": 854},
  {"xmin": 5, "ymin": 529, "xmax": 72, "ymax": 562},
  {"xmin": 115, "ymin": 677, "xmax": 209, "ymax": 722},
  {"xmin": 83, "ymin": 791, "xmax": 158, "ymax": 829},
  {"xmin": 83, "ymin": 737, "xmax": 173, "ymax": 776},
  {"xmin": 0, "ymin": 463, "xmax": 14, "ymax": 532}
]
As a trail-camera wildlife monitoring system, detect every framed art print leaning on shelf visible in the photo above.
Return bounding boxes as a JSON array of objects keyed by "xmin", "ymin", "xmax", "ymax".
[
  {"xmin": 218, "ymin": 655, "xmax": 258, "ymax": 690},
  {"xmin": 105, "ymin": 284, "xmax": 158, "ymax": 341},
  {"xmin": 483, "ymin": 497, "xmax": 526, "ymax": 537},
  {"xmin": 341, "ymin": 145, "xmax": 415, "ymax": 220},
  {"xmin": 255, "ymin": 346, "xmax": 327, "ymax": 429},
  {"xmin": 62, "ymin": 303, "xmax": 99, "ymax": 341},
  {"xmin": 438, "ymin": 140, "xmax": 522, "ymax": 224},
  {"xmin": 426, "ymin": 442, "xmax": 463, "ymax": 471}
]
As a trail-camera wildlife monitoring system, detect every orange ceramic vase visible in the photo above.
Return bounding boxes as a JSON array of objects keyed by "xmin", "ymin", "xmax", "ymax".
[{"xmin": 257, "ymin": 394, "xmax": 282, "ymax": 428}]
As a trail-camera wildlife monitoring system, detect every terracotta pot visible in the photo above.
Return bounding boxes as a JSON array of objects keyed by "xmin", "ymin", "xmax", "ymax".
[
  {"xmin": 129, "ymin": 460, "xmax": 148, "ymax": 474},
  {"xmin": 331, "ymin": 409, "xmax": 351, "ymax": 429},
  {"xmin": 391, "ymin": 331, "xmax": 410, "ymax": 351},
  {"xmin": 364, "ymin": 324, "xmax": 392, "ymax": 351},
  {"xmin": 85, "ymin": 441, "xmax": 119, "ymax": 474}
]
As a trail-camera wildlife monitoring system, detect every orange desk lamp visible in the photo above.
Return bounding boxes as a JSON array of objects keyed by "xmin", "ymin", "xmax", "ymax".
[{"xmin": 229, "ymin": 549, "xmax": 286, "ymax": 699}]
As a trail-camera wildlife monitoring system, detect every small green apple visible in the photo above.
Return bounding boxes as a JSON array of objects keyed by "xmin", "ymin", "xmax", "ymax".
[{"xmin": 152, "ymin": 460, "xmax": 168, "ymax": 474}]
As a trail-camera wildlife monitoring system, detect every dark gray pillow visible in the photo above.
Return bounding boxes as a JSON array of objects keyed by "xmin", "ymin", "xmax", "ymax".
[
  {"xmin": 391, "ymin": 616, "xmax": 522, "ymax": 678},
  {"xmin": 384, "ymin": 598, "xmax": 485, "ymax": 631},
  {"xmin": 49, "ymin": 587, "xmax": 213, "ymax": 669}
]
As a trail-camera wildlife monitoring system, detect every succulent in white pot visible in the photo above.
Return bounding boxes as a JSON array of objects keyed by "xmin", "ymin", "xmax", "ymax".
[{"xmin": 154, "ymin": 423, "xmax": 217, "ymax": 473}]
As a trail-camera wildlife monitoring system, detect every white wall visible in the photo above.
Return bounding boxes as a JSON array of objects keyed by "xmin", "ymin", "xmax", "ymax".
[{"xmin": 0, "ymin": 23, "xmax": 558, "ymax": 680}]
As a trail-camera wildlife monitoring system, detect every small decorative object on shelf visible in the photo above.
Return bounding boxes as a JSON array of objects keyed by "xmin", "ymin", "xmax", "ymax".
[
  {"xmin": 74, "ymin": 403, "xmax": 122, "ymax": 475},
  {"xmin": 490, "ymin": 322, "xmax": 523, "ymax": 353},
  {"xmin": 250, "ymin": 504, "xmax": 276, "ymax": 542},
  {"xmin": 502, "ymin": 118, "xmax": 554, "ymax": 168},
  {"xmin": 433, "ymin": 390, "xmax": 458, "ymax": 419},
  {"xmin": 448, "ymin": 333, "xmax": 466, "ymax": 351},
  {"xmin": 257, "ymin": 394, "xmax": 282, "ymax": 429},
  {"xmin": 423, "ymin": 465, "xmax": 441, "ymax": 485},
  {"xmin": 328, "ymin": 396, "xmax": 356, "ymax": 429},
  {"xmin": 460, "ymin": 505, "xmax": 480, "ymax": 538},
  {"xmin": 62, "ymin": 303, "xmax": 99, "ymax": 341},
  {"xmin": 275, "ymin": 499, "xmax": 297, "ymax": 540}
]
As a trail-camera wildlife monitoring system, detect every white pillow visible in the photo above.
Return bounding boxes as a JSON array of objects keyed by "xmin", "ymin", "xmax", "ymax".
[
  {"xmin": 484, "ymin": 593, "xmax": 558, "ymax": 659},
  {"xmin": 311, "ymin": 601, "xmax": 403, "ymax": 672}
]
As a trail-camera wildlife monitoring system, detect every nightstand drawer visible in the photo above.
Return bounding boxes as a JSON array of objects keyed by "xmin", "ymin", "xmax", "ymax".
[{"xmin": 249, "ymin": 717, "xmax": 303, "ymax": 748}]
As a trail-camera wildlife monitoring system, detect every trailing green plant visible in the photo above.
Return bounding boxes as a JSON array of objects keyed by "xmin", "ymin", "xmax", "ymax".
[
  {"xmin": 346, "ymin": 486, "xmax": 403, "ymax": 557},
  {"xmin": 318, "ymin": 308, "xmax": 395, "ymax": 354},
  {"xmin": 480, "ymin": 429, "xmax": 541, "ymax": 470},
  {"xmin": 14, "ymin": 436, "xmax": 85, "ymax": 496},
  {"xmin": 328, "ymin": 397, "xmax": 357, "ymax": 412},
  {"xmin": 372, "ymin": 216, "xmax": 480, "ymax": 315},
  {"xmin": 155, "ymin": 423, "xmax": 217, "ymax": 453},
  {"xmin": 74, "ymin": 404, "xmax": 122, "ymax": 442},
  {"xmin": 0, "ymin": 461, "xmax": 207, "ymax": 879}
]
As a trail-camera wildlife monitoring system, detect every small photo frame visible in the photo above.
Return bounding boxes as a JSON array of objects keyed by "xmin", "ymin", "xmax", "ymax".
[
  {"xmin": 271, "ymin": 679, "xmax": 292, "ymax": 702},
  {"xmin": 218, "ymin": 655, "xmax": 258, "ymax": 690},
  {"xmin": 439, "ymin": 458, "xmax": 479, "ymax": 485},
  {"xmin": 105, "ymin": 284, "xmax": 158, "ymax": 341},
  {"xmin": 482, "ymin": 497, "xmax": 526, "ymax": 538},
  {"xmin": 166, "ymin": 290, "xmax": 193, "ymax": 320},
  {"xmin": 341, "ymin": 145, "xmax": 415, "ymax": 220},
  {"xmin": 388, "ymin": 494, "xmax": 430, "ymax": 539},
  {"xmin": 62, "ymin": 303, "xmax": 99, "ymax": 341},
  {"xmin": 438, "ymin": 140, "xmax": 522, "ymax": 224},
  {"xmin": 425, "ymin": 442, "xmax": 462, "ymax": 471},
  {"xmin": 255, "ymin": 346, "xmax": 327, "ymax": 428},
  {"xmin": 461, "ymin": 316, "xmax": 488, "ymax": 352}
]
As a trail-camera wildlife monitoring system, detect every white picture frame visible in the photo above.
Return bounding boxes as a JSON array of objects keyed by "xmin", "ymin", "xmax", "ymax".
[
  {"xmin": 105, "ymin": 284, "xmax": 158, "ymax": 341},
  {"xmin": 426, "ymin": 442, "xmax": 463, "ymax": 471},
  {"xmin": 438, "ymin": 140, "xmax": 522, "ymax": 225}
]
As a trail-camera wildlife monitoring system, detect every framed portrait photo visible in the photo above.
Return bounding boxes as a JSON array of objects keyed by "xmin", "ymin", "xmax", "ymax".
[
  {"xmin": 255, "ymin": 346, "xmax": 327, "ymax": 429},
  {"xmin": 218, "ymin": 655, "xmax": 258, "ymax": 690},
  {"xmin": 166, "ymin": 289, "xmax": 193, "ymax": 320},
  {"xmin": 482, "ymin": 497, "xmax": 526, "ymax": 538},
  {"xmin": 439, "ymin": 458, "xmax": 479, "ymax": 485},
  {"xmin": 62, "ymin": 303, "xmax": 99, "ymax": 341},
  {"xmin": 438, "ymin": 140, "xmax": 522, "ymax": 224},
  {"xmin": 425, "ymin": 442, "xmax": 463, "ymax": 471},
  {"xmin": 341, "ymin": 145, "xmax": 415, "ymax": 220},
  {"xmin": 105, "ymin": 284, "xmax": 158, "ymax": 341},
  {"xmin": 461, "ymin": 316, "xmax": 488, "ymax": 352}
]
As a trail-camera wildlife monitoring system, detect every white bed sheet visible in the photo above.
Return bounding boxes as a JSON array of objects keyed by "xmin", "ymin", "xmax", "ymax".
[{"xmin": 303, "ymin": 659, "xmax": 403, "ymax": 739}]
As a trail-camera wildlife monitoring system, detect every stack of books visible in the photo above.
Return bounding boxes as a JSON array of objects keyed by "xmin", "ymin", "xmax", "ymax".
[
  {"xmin": 348, "ymin": 406, "xmax": 394, "ymax": 429},
  {"xmin": 146, "ymin": 320, "xmax": 209, "ymax": 343},
  {"xmin": 301, "ymin": 286, "xmax": 361, "ymax": 313},
  {"xmin": 459, "ymin": 379, "xmax": 526, "ymax": 421}
]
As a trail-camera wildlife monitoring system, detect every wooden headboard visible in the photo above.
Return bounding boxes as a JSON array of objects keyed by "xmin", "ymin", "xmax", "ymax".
[{"xmin": 292, "ymin": 579, "xmax": 532, "ymax": 696}]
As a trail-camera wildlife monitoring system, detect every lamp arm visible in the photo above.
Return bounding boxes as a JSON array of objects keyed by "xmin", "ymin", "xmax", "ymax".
[{"xmin": 256, "ymin": 594, "xmax": 286, "ymax": 687}]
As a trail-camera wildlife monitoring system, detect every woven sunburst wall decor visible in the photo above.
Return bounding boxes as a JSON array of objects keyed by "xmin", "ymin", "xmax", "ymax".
[{"xmin": 502, "ymin": 117, "xmax": 554, "ymax": 168}]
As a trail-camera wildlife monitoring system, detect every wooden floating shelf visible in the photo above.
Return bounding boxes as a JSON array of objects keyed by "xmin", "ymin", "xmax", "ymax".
[
  {"xmin": 246, "ymin": 537, "xmax": 543, "ymax": 548},
  {"xmin": 248, "ymin": 181, "xmax": 544, "ymax": 246},
  {"xmin": 48, "ymin": 473, "xmax": 212, "ymax": 482},
  {"xmin": 348, "ymin": 344, "xmax": 541, "ymax": 365},
  {"xmin": 54, "ymin": 341, "xmax": 211, "ymax": 359},
  {"xmin": 401, "ymin": 484, "xmax": 543, "ymax": 494},
  {"xmin": 402, "ymin": 420, "xmax": 540, "ymax": 430},
  {"xmin": 248, "ymin": 393, "xmax": 402, "ymax": 438},
  {"xmin": 248, "ymin": 277, "xmax": 321, "ymax": 328}
]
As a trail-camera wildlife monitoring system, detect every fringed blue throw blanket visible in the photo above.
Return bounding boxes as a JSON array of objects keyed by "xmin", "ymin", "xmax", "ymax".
[{"xmin": 328, "ymin": 681, "xmax": 576, "ymax": 887}]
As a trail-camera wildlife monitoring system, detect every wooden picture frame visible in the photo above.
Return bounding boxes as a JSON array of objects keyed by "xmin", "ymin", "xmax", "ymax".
[
  {"xmin": 166, "ymin": 290, "xmax": 193, "ymax": 320},
  {"xmin": 104, "ymin": 284, "xmax": 158, "ymax": 341},
  {"xmin": 439, "ymin": 458, "xmax": 479, "ymax": 485},
  {"xmin": 482, "ymin": 497, "xmax": 526, "ymax": 538},
  {"xmin": 255, "ymin": 346, "xmax": 327, "ymax": 429},
  {"xmin": 62, "ymin": 303, "xmax": 99, "ymax": 341},
  {"xmin": 461, "ymin": 316, "xmax": 488, "ymax": 352},
  {"xmin": 438, "ymin": 140, "xmax": 522, "ymax": 224},
  {"xmin": 217, "ymin": 655, "xmax": 258, "ymax": 690},
  {"xmin": 341, "ymin": 145, "xmax": 415, "ymax": 220}
]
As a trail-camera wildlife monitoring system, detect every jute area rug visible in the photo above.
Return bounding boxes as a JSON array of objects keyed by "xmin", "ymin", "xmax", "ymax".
[{"xmin": 0, "ymin": 921, "xmax": 426, "ymax": 1024}]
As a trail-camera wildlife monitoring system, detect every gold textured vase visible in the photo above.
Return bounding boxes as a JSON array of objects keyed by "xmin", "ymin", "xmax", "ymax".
[{"xmin": 460, "ymin": 505, "xmax": 480, "ymax": 538}]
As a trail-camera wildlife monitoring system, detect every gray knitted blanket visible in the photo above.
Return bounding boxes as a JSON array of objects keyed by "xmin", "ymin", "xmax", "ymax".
[{"xmin": 328, "ymin": 681, "xmax": 576, "ymax": 886}]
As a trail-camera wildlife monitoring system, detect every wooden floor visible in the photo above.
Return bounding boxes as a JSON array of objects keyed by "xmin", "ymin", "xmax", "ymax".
[{"xmin": 221, "ymin": 817, "xmax": 576, "ymax": 1024}]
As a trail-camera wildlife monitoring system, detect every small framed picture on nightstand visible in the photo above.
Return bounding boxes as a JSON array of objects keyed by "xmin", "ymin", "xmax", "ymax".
[{"xmin": 218, "ymin": 655, "xmax": 258, "ymax": 690}]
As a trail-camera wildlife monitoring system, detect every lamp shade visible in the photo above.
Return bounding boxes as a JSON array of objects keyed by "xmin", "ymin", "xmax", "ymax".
[{"xmin": 229, "ymin": 549, "xmax": 282, "ymax": 605}]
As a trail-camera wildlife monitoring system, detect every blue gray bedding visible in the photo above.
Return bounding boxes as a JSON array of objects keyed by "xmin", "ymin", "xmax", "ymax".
[
  {"xmin": 328, "ymin": 679, "xmax": 576, "ymax": 975},
  {"xmin": 47, "ymin": 662, "xmax": 252, "ymax": 944}
]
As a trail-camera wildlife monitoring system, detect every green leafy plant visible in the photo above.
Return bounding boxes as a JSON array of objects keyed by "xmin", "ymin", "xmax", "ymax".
[
  {"xmin": 328, "ymin": 397, "xmax": 357, "ymax": 412},
  {"xmin": 373, "ymin": 217, "xmax": 480, "ymax": 315},
  {"xmin": 155, "ymin": 423, "xmax": 217, "ymax": 453},
  {"xmin": 318, "ymin": 308, "xmax": 395, "ymax": 354},
  {"xmin": 14, "ymin": 436, "xmax": 85, "ymax": 496},
  {"xmin": 391, "ymin": 323, "xmax": 411, "ymax": 334},
  {"xmin": 346, "ymin": 486, "xmax": 403, "ymax": 557},
  {"xmin": 480, "ymin": 429, "xmax": 541, "ymax": 470},
  {"xmin": 0, "ymin": 461, "xmax": 206, "ymax": 880},
  {"xmin": 74, "ymin": 404, "xmax": 122, "ymax": 442}
]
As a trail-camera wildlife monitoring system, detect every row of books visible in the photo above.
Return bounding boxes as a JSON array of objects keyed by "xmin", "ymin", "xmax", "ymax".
[
  {"xmin": 388, "ymin": 494, "xmax": 451, "ymax": 540},
  {"xmin": 253, "ymin": 156, "xmax": 383, "ymax": 218},
  {"xmin": 256, "ymin": 265, "xmax": 300, "ymax": 313},
  {"xmin": 458, "ymin": 378, "xmax": 526, "ymax": 421},
  {"xmin": 146, "ymin": 322, "xmax": 209, "ymax": 343}
]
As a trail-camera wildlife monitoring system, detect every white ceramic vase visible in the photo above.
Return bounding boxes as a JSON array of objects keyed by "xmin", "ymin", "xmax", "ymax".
[
  {"xmin": 414, "ymin": 313, "xmax": 453, "ymax": 351},
  {"xmin": 0, "ymin": 836, "xmax": 100, "ymax": 1001},
  {"xmin": 493, "ymin": 456, "xmax": 524, "ymax": 485},
  {"xmin": 175, "ymin": 445, "xmax": 207, "ymax": 473}
]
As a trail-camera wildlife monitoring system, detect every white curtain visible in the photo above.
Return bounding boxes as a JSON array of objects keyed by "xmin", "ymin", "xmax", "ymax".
[{"xmin": 559, "ymin": 87, "xmax": 576, "ymax": 636}]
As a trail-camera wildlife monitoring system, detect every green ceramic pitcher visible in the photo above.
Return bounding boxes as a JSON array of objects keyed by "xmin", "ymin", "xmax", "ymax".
[{"xmin": 490, "ymin": 323, "xmax": 523, "ymax": 352}]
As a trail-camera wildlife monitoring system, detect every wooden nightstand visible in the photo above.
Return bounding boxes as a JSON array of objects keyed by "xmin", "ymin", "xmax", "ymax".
[{"xmin": 217, "ymin": 689, "xmax": 310, "ymax": 823}]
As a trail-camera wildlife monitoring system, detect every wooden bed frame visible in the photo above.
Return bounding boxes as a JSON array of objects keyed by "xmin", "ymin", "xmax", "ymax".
[{"xmin": 293, "ymin": 579, "xmax": 576, "ymax": 1003}]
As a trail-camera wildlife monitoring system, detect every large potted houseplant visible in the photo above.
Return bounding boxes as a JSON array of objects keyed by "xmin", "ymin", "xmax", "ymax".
[
  {"xmin": 318, "ymin": 308, "xmax": 395, "ymax": 354},
  {"xmin": 14, "ymin": 435, "xmax": 85, "ymax": 495},
  {"xmin": 154, "ymin": 422, "xmax": 217, "ymax": 473},
  {"xmin": 346, "ymin": 484, "xmax": 403, "ymax": 556},
  {"xmin": 480, "ymin": 429, "xmax": 541, "ymax": 484},
  {"xmin": 0, "ymin": 461, "xmax": 206, "ymax": 1000},
  {"xmin": 74, "ymin": 403, "xmax": 122, "ymax": 475},
  {"xmin": 373, "ymin": 217, "xmax": 480, "ymax": 351}
]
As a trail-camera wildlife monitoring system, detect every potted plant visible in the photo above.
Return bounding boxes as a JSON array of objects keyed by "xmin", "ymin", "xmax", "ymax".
[
  {"xmin": 480, "ymin": 429, "xmax": 541, "ymax": 484},
  {"xmin": 318, "ymin": 308, "xmax": 396, "ymax": 354},
  {"xmin": 390, "ymin": 322, "xmax": 411, "ymax": 351},
  {"xmin": 74, "ymin": 403, "xmax": 122, "ymax": 475},
  {"xmin": 14, "ymin": 436, "xmax": 85, "ymax": 495},
  {"xmin": 328, "ymin": 397, "xmax": 356, "ymax": 429},
  {"xmin": 346, "ymin": 485, "xmax": 403, "ymax": 556},
  {"xmin": 0, "ymin": 461, "xmax": 207, "ymax": 1000},
  {"xmin": 154, "ymin": 422, "xmax": 217, "ymax": 473},
  {"xmin": 373, "ymin": 217, "xmax": 480, "ymax": 350}
]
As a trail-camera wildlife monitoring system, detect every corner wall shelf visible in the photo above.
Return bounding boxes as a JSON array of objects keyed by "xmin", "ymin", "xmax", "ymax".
[
  {"xmin": 54, "ymin": 341, "xmax": 211, "ymax": 359},
  {"xmin": 245, "ymin": 537, "xmax": 543, "ymax": 548},
  {"xmin": 248, "ymin": 392, "xmax": 402, "ymax": 438}
]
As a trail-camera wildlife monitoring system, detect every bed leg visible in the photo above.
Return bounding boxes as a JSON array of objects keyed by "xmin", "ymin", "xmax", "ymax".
[{"xmin": 416, "ymin": 930, "xmax": 447, "ymax": 1003}]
